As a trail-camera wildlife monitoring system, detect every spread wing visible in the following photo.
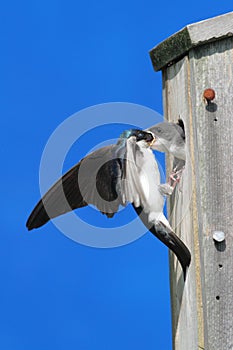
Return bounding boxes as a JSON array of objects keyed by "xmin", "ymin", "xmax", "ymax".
[
  {"xmin": 26, "ymin": 145, "xmax": 123, "ymax": 230},
  {"xmin": 27, "ymin": 136, "xmax": 191, "ymax": 279}
]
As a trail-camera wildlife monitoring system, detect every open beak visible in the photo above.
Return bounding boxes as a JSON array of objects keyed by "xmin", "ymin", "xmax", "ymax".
[
  {"xmin": 148, "ymin": 132, "xmax": 156, "ymax": 146},
  {"xmin": 150, "ymin": 137, "xmax": 156, "ymax": 146}
]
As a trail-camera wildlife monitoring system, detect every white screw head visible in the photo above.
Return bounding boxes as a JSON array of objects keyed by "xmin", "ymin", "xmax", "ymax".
[{"xmin": 213, "ymin": 231, "xmax": 225, "ymax": 242}]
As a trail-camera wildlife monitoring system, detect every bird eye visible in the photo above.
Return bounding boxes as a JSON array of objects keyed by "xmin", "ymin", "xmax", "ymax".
[{"xmin": 156, "ymin": 127, "xmax": 161, "ymax": 133}]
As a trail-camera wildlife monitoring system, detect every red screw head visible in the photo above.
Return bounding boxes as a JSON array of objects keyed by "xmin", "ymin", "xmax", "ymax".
[{"xmin": 203, "ymin": 88, "xmax": 215, "ymax": 103}]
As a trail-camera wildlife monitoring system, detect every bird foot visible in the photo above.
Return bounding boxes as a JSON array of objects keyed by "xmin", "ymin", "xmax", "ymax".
[
  {"xmin": 158, "ymin": 183, "xmax": 174, "ymax": 196},
  {"xmin": 168, "ymin": 166, "xmax": 185, "ymax": 190}
]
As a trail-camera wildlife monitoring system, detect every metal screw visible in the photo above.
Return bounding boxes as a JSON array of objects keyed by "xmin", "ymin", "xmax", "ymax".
[
  {"xmin": 203, "ymin": 88, "xmax": 215, "ymax": 104},
  {"xmin": 213, "ymin": 231, "xmax": 225, "ymax": 242}
]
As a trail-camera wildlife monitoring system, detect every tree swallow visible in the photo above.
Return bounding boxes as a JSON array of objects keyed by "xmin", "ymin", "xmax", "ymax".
[
  {"xmin": 148, "ymin": 119, "xmax": 185, "ymax": 160},
  {"xmin": 147, "ymin": 120, "xmax": 186, "ymax": 191},
  {"xmin": 26, "ymin": 129, "xmax": 191, "ymax": 279}
]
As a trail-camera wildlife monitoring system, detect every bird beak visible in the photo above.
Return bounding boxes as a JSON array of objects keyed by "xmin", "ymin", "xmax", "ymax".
[
  {"xmin": 150, "ymin": 137, "xmax": 156, "ymax": 146},
  {"xmin": 149, "ymin": 133, "xmax": 156, "ymax": 146}
]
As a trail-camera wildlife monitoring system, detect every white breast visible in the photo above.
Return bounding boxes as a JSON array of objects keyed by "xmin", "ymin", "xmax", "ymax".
[{"xmin": 136, "ymin": 147, "xmax": 165, "ymax": 215}]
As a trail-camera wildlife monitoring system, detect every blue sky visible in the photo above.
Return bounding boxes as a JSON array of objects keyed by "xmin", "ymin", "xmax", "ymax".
[{"xmin": 1, "ymin": 2, "xmax": 232, "ymax": 349}]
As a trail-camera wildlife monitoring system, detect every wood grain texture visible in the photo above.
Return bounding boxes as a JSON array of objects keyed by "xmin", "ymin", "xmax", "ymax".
[
  {"xmin": 189, "ymin": 36, "xmax": 233, "ymax": 350},
  {"xmin": 150, "ymin": 11, "xmax": 233, "ymax": 71},
  {"xmin": 161, "ymin": 34, "xmax": 233, "ymax": 349},
  {"xmin": 163, "ymin": 56, "xmax": 204, "ymax": 350}
]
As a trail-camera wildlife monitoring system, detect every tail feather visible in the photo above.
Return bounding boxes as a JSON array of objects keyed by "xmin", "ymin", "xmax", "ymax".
[{"xmin": 133, "ymin": 206, "xmax": 191, "ymax": 280}]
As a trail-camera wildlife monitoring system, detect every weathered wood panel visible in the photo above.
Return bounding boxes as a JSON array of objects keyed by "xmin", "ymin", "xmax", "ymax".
[
  {"xmin": 150, "ymin": 11, "xmax": 233, "ymax": 71},
  {"xmin": 163, "ymin": 56, "xmax": 205, "ymax": 350},
  {"xmin": 150, "ymin": 11, "xmax": 233, "ymax": 350},
  {"xmin": 189, "ymin": 37, "xmax": 233, "ymax": 350},
  {"xmin": 162, "ymin": 35, "xmax": 233, "ymax": 350}
]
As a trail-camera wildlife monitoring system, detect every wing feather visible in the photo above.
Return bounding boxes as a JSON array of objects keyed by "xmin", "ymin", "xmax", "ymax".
[{"xmin": 26, "ymin": 145, "xmax": 122, "ymax": 230}]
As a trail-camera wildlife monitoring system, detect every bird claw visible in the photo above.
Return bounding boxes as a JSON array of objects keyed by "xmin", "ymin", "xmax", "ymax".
[
  {"xmin": 158, "ymin": 167, "xmax": 185, "ymax": 196},
  {"xmin": 168, "ymin": 166, "xmax": 185, "ymax": 190}
]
